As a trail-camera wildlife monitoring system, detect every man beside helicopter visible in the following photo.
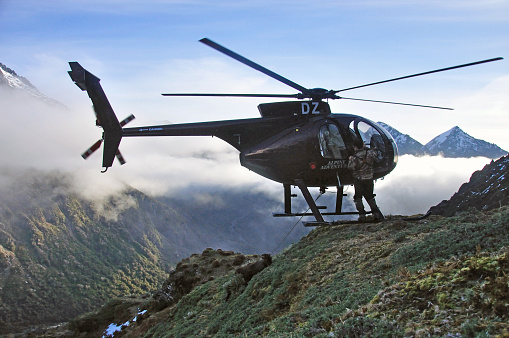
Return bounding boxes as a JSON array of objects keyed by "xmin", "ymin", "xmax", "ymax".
[{"xmin": 348, "ymin": 140, "xmax": 385, "ymax": 222}]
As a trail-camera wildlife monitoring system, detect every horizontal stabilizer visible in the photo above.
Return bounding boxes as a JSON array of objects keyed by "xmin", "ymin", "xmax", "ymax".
[{"xmin": 68, "ymin": 62, "xmax": 99, "ymax": 91}]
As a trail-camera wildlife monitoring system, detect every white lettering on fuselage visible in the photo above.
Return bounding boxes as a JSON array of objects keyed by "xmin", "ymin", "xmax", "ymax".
[
  {"xmin": 320, "ymin": 160, "xmax": 348, "ymax": 170},
  {"xmin": 301, "ymin": 102, "xmax": 320, "ymax": 115}
]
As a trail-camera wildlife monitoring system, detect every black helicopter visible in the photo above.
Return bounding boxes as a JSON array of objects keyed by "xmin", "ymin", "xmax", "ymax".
[{"xmin": 68, "ymin": 38, "xmax": 502, "ymax": 225}]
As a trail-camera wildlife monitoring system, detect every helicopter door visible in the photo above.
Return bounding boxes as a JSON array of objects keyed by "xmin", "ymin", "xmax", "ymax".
[
  {"xmin": 319, "ymin": 124, "xmax": 347, "ymax": 159},
  {"xmin": 350, "ymin": 120, "xmax": 388, "ymax": 164}
]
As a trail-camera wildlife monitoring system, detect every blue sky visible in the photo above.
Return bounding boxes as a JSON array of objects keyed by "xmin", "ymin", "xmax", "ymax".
[
  {"xmin": 1, "ymin": 1, "xmax": 507, "ymax": 146},
  {"xmin": 1, "ymin": 0, "xmax": 508, "ymax": 215}
]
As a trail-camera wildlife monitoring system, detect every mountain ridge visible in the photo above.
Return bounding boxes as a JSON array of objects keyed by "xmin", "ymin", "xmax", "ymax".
[
  {"xmin": 0, "ymin": 62, "xmax": 63, "ymax": 107},
  {"xmin": 0, "ymin": 169, "xmax": 197, "ymax": 333},
  {"xmin": 425, "ymin": 126, "xmax": 507, "ymax": 158},
  {"xmin": 429, "ymin": 154, "xmax": 509, "ymax": 216},
  {"xmin": 378, "ymin": 122, "xmax": 507, "ymax": 159},
  {"xmin": 377, "ymin": 122, "xmax": 428, "ymax": 156},
  {"xmin": 59, "ymin": 210, "xmax": 509, "ymax": 337}
]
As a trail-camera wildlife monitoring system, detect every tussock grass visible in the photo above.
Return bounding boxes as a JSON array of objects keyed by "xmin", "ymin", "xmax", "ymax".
[{"xmin": 70, "ymin": 207, "xmax": 509, "ymax": 336}]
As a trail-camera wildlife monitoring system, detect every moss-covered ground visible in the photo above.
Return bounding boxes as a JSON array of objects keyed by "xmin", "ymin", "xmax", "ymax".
[{"xmin": 66, "ymin": 206, "xmax": 509, "ymax": 337}]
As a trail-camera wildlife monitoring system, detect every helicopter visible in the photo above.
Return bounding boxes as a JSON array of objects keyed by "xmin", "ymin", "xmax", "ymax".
[{"xmin": 68, "ymin": 38, "xmax": 502, "ymax": 225}]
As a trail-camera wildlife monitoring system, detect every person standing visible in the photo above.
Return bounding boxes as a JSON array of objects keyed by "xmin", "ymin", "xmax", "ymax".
[{"xmin": 348, "ymin": 141, "xmax": 384, "ymax": 221}]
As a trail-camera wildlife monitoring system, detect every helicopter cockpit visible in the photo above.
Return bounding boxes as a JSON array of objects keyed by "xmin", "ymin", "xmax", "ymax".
[{"xmin": 317, "ymin": 116, "xmax": 398, "ymax": 182}]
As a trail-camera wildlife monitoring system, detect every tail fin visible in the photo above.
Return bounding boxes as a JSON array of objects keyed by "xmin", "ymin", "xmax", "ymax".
[{"xmin": 68, "ymin": 62, "xmax": 123, "ymax": 169}]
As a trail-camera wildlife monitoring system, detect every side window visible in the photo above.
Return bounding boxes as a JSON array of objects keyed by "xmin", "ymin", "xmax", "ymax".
[{"xmin": 319, "ymin": 124, "xmax": 346, "ymax": 159}]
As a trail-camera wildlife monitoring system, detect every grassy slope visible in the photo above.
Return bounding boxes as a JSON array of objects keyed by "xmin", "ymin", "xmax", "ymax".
[{"xmin": 116, "ymin": 207, "xmax": 509, "ymax": 337}]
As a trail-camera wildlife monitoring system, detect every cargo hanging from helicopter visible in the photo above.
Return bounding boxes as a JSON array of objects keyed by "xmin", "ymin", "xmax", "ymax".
[{"xmin": 68, "ymin": 38, "xmax": 503, "ymax": 225}]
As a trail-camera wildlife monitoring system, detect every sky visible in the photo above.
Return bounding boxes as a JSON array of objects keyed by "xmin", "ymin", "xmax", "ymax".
[{"xmin": 1, "ymin": 0, "xmax": 508, "ymax": 216}]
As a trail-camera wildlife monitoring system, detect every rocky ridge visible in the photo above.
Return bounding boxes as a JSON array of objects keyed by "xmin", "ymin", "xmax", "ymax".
[{"xmin": 429, "ymin": 154, "xmax": 509, "ymax": 216}]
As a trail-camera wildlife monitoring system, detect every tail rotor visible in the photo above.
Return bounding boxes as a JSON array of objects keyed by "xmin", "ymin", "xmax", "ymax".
[{"xmin": 80, "ymin": 114, "xmax": 135, "ymax": 166}]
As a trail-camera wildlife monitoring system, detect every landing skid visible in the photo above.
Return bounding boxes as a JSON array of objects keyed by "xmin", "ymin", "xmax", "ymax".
[
  {"xmin": 303, "ymin": 219, "xmax": 376, "ymax": 227},
  {"xmin": 303, "ymin": 212, "xmax": 433, "ymax": 227},
  {"xmin": 273, "ymin": 179, "xmax": 371, "ymax": 223}
]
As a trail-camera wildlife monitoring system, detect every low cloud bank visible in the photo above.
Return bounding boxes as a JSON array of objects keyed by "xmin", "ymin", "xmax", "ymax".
[{"xmin": 375, "ymin": 155, "xmax": 492, "ymax": 215}]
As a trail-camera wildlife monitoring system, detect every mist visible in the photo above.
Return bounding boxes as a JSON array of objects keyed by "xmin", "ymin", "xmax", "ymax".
[{"xmin": 375, "ymin": 155, "xmax": 491, "ymax": 215}]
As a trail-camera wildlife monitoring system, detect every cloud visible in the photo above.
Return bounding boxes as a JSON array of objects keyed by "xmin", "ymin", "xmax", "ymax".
[
  {"xmin": 0, "ymin": 85, "xmax": 277, "ymax": 199},
  {"xmin": 375, "ymin": 155, "xmax": 492, "ymax": 215}
]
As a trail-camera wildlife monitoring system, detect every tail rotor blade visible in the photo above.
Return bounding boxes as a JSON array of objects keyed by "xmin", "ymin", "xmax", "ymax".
[
  {"xmin": 82, "ymin": 139, "xmax": 103, "ymax": 159},
  {"xmin": 120, "ymin": 114, "xmax": 135, "ymax": 127},
  {"xmin": 115, "ymin": 150, "xmax": 126, "ymax": 165}
]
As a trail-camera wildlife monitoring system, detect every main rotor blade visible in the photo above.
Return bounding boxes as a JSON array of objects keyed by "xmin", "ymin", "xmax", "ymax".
[
  {"xmin": 336, "ymin": 57, "xmax": 503, "ymax": 93},
  {"xmin": 200, "ymin": 38, "xmax": 310, "ymax": 94},
  {"xmin": 162, "ymin": 93, "xmax": 300, "ymax": 98},
  {"xmin": 340, "ymin": 96, "xmax": 453, "ymax": 110}
]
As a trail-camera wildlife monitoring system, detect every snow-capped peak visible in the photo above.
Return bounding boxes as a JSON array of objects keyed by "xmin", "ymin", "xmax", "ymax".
[
  {"xmin": 379, "ymin": 122, "xmax": 507, "ymax": 159},
  {"xmin": 377, "ymin": 121, "xmax": 428, "ymax": 156},
  {"xmin": 1, "ymin": 63, "xmax": 38, "ymax": 92},
  {"xmin": 425, "ymin": 126, "xmax": 506, "ymax": 158},
  {"xmin": 0, "ymin": 62, "xmax": 62, "ymax": 106}
]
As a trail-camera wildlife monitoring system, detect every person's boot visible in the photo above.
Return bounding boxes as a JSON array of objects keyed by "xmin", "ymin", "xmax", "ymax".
[
  {"xmin": 354, "ymin": 198, "xmax": 366, "ymax": 222},
  {"xmin": 367, "ymin": 198, "xmax": 384, "ymax": 221}
]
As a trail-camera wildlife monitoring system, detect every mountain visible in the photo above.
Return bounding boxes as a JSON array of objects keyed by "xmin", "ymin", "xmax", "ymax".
[
  {"xmin": 0, "ymin": 62, "xmax": 62, "ymax": 106},
  {"xmin": 429, "ymin": 154, "xmax": 509, "ymax": 216},
  {"xmin": 425, "ymin": 126, "xmax": 507, "ymax": 158},
  {"xmin": 0, "ymin": 169, "xmax": 203, "ymax": 334},
  {"xmin": 4, "ymin": 63, "xmax": 508, "ymax": 336},
  {"xmin": 158, "ymin": 188, "xmax": 312, "ymax": 255},
  {"xmin": 55, "ymin": 212, "xmax": 509, "ymax": 336},
  {"xmin": 0, "ymin": 169, "xmax": 311, "ymax": 334},
  {"xmin": 378, "ymin": 122, "xmax": 507, "ymax": 159},
  {"xmin": 0, "ymin": 64, "xmax": 314, "ymax": 334},
  {"xmin": 43, "ymin": 155, "xmax": 509, "ymax": 337},
  {"xmin": 377, "ymin": 122, "xmax": 428, "ymax": 156}
]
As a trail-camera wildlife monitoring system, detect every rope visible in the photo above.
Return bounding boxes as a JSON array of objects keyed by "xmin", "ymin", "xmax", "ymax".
[{"xmin": 270, "ymin": 192, "xmax": 323, "ymax": 255}]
